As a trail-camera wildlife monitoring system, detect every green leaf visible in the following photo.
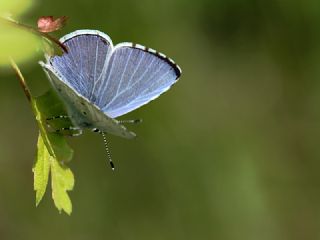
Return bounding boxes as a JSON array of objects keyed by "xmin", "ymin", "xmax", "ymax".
[
  {"xmin": 35, "ymin": 90, "xmax": 74, "ymax": 162},
  {"xmin": 0, "ymin": 19, "xmax": 41, "ymax": 66},
  {"xmin": 11, "ymin": 59, "xmax": 75, "ymax": 214},
  {"xmin": 41, "ymin": 37, "xmax": 64, "ymax": 57},
  {"xmin": 33, "ymin": 134, "xmax": 50, "ymax": 206},
  {"xmin": 0, "ymin": 0, "xmax": 43, "ymax": 67},
  {"xmin": 51, "ymin": 156, "xmax": 74, "ymax": 215},
  {"xmin": 32, "ymin": 91, "xmax": 75, "ymax": 214},
  {"xmin": 0, "ymin": 0, "xmax": 34, "ymax": 16},
  {"xmin": 33, "ymin": 131, "xmax": 75, "ymax": 214}
]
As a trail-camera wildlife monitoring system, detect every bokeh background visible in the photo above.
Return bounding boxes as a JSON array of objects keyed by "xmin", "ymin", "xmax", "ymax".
[{"xmin": 1, "ymin": 0, "xmax": 320, "ymax": 239}]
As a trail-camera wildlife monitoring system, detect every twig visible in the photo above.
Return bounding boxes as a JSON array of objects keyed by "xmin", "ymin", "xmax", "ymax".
[{"xmin": 9, "ymin": 58, "xmax": 32, "ymax": 102}]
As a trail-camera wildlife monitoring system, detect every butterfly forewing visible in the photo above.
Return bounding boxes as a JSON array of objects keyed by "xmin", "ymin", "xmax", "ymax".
[
  {"xmin": 100, "ymin": 44, "xmax": 181, "ymax": 118},
  {"xmin": 50, "ymin": 30, "xmax": 113, "ymax": 101}
]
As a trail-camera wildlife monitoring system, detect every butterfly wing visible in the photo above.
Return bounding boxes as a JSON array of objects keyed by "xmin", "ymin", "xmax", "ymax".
[
  {"xmin": 43, "ymin": 29, "xmax": 181, "ymax": 120},
  {"xmin": 98, "ymin": 43, "xmax": 181, "ymax": 118},
  {"xmin": 39, "ymin": 62, "xmax": 136, "ymax": 139},
  {"xmin": 49, "ymin": 30, "xmax": 113, "ymax": 103}
]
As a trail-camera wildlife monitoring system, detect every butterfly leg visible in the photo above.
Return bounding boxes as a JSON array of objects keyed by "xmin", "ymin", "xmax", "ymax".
[
  {"xmin": 118, "ymin": 119, "xmax": 143, "ymax": 124},
  {"xmin": 46, "ymin": 115, "xmax": 70, "ymax": 127},
  {"xmin": 46, "ymin": 115, "xmax": 69, "ymax": 121},
  {"xmin": 45, "ymin": 116, "xmax": 80, "ymax": 136},
  {"xmin": 55, "ymin": 127, "xmax": 83, "ymax": 137}
]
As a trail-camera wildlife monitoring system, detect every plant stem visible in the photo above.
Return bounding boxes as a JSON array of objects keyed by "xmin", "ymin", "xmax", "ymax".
[
  {"xmin": 10, "ymin": 58, "xmax": 57, "ymax": 157},
  {"xmin": 10, "ymin": 58, "xmax": 32, "ymax": 102}
]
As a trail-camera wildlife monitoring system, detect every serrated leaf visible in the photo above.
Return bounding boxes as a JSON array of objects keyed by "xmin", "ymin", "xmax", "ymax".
[
  {"xmin": 30, "ymin": 91, "xmax": 74, "ymax": 213},
  {"xmin": 33, "ymin": 134, "xmax": 50, "ymax": 206},
  {"xmin": 11, "ymin": 37, "xmax": 75, "ymax": 215},
  {"xmin": 35, "ymin": 90, "xmax": 74, "ymax": 162},
  {"xmin": 33, "ymin": 131, "xmax": 75, "ymax": 214},
  {"xmin": 51, "ymin": 157, "xmax": 74, "ymax": 215},
  {"xmin": 32, "ymin": 93, "xmax": 74, "ymax": 162},
  {"xmin": 31, "ymin": 91, "xmax": 75, "ymax": 214}
]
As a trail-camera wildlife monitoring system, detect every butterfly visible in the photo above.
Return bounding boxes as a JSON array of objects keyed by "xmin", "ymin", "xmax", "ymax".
[{"xmin": 39, "ymin": 29, "xmax": 181, "ymax": 168}]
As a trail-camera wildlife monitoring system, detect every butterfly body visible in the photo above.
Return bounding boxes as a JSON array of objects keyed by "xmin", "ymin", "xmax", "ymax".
[{"xmin": 40, "ymin": 30, "xmax": 181, "ymax": 139}]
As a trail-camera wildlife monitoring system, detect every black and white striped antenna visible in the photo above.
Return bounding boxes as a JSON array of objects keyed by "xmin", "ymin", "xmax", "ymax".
[
  {"xmin": 101, "ymin": 132, "xmax": 114, "ymax": 170},
  {"xmin": 92, "ymin": 128, "xmax": 115, "ymax": 170},
  {"xmin": 92, "ymin": 118, "xmax": 142, "ymax": 170}
]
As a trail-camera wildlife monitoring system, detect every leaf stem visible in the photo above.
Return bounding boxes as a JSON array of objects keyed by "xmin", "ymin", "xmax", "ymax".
[
  {"xmin": 10, "ymin": 58, "xmax": 32, "ymax": 102},
  {"xmin": 10, "ymin": 59, "xmax": 56, "ymax": 157}
]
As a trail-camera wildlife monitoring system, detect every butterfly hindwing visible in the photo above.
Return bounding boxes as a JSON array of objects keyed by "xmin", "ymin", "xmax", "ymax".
[{"xmin": 40, "ymin": 62, "xmax": 136, "ymax": 139}]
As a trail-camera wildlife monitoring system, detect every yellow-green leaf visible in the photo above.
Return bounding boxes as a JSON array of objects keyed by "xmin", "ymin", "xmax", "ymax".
[
  {"xmin": 33, "ymin": 131, "xmax": 75, "ymax": 214},
  {"xmin": 0, "ymin": 0, "xmax": 34, "ymax": 17},
  {"xmin": 51, "ymin": 157, "xmax": 74, "ymax": 215},
  {"xmin": 11, "ymin": 50, "xmax": 75, "ymax": 215},
  {"xmin": 0, "ymin": 19, "xmax": 41, "ymax": 66},
  {"xmin": 32, "ymin": 91, "xmax": 75, "ymax": 214},
  {"xmin": 33, "ymin": 133, "xmax": 50, "ymax": 206},
  {"xmin": 34, "ymin": 90, "xmax": 74, "ymax": 162}
]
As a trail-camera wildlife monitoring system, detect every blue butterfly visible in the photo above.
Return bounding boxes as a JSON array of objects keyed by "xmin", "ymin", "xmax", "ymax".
[{"xmin": 40, "ymin": 30, "xmax": 181, "ymax": 168}]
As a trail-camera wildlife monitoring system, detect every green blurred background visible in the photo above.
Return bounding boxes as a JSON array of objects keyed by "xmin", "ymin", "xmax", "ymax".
[{"xmin": 1, "ymin": 0, "xmax": 320, "ymax": 239}]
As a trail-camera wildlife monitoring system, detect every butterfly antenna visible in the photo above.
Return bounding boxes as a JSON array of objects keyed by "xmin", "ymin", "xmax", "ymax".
[{"xmin": 101, "ymin": 132, "xmax": 115, "ymax": 171}]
